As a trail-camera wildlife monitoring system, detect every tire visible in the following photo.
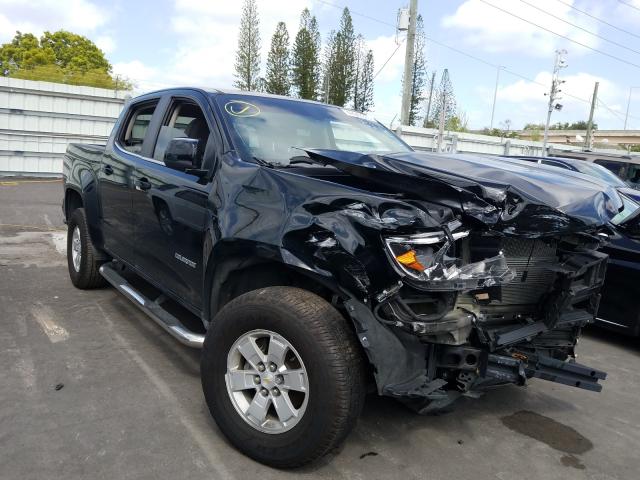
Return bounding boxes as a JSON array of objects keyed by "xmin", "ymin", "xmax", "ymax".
[
  {"xmin": 201, "ymin": 287, "xmax": 366, "ymax": 468},
  {"xmin": 67, "ymin": 208, "xmax": 107, "ymax": 289}
]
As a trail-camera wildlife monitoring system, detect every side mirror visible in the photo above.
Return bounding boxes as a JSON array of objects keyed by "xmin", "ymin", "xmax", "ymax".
[{"xmin": 164, "ymin": 138, "xmax": 199, "ymax": 171}]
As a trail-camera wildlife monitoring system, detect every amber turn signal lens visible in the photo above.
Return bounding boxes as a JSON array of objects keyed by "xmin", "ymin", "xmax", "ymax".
[{"xmin": 395, "ymin": 250, "xmax": 426, "ymax": 271}]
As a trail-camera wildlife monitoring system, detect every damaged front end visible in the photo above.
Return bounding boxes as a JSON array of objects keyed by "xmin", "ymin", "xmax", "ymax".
[
  {"xmin": 296, "ymin": 150, "xmax": 615, "ymax": 413},
  {"xmin": 348, "ymin": 225, "xmax": 608, "ymax": 413}
]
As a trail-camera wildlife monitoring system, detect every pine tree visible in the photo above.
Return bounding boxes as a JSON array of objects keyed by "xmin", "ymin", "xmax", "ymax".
[
  {"xmin": 359, "ymin": 50, "xmax": 374, "ymax": 112},
  {"xmin": 431, "ymin": 69, "xmax": 457, "ymax": 127},
  {"xmin": 352, "ymin": 36, "xmax": 374, "ymax": 113},
  {"xmin": 233, "ymin": 0, "xmax": 261, "ymax": 91},
  {"xmin": 291, "ymin": 8, "xmax": 321, "ymax": 99},
  {"xmin": 408, "ymin": 15, "xmax": 427, "ymax": 126},
  {"xmin": 321, "ymin": 30, "xmax": 336, "ymax": 103},
  {"xmin": 323, "ymin": 8, "xmax": 356, "ymax": 106},
  {"xmin": 265, "ymin": 22, "xmax": 290, "ymax": 95}
]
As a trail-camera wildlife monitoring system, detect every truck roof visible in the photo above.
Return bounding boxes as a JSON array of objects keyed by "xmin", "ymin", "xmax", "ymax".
[{"xmin": 131, "ymin": 86, "xmax": 332, "ymax": 108}]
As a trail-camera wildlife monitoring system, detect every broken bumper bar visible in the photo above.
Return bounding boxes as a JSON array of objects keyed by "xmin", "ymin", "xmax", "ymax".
[{"xmin": 485, "ymin": 353, "xmax": 607, "ymax": 392}]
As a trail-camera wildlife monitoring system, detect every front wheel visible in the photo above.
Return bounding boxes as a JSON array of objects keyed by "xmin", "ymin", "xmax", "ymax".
[{"xmin": 201, "ymin": 287, "xmax": 366, "ymax": 468}]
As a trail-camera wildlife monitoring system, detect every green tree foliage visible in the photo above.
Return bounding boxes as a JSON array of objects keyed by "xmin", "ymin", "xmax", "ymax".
[
  {"xmin": 408, "ymin": 15, "xmax": 427, "ymax": 126},
  {"xmin": 480, "ymin": 127, "xmax": 518, "ymax": 138},
  {"xmin": 524, "ymin": 121, "xmax": 597, "ymax": 131},
  {"xmin": 0, "ymin": 30, "xmax": 130, "ymax": 90},
  {"xmin": 323, "ymin": 8, "xmax": 356, "ymax": 106},
  {"xmin": 352, "ymin": 36, "xmax": 374, "ymax": 112},
  {"xmin": 265, "ymin": 22, "xmax": 290, "ymax": 95},
  {"xmin": 431, "ymin": 69, "xmax": 457, "ymax": 127},
  {"xmin": 234, "ymin": 0, "xmax": 261, "ymax": 91},
  {"xmin": 446, "ymin": 113, "xmax": 468, "ymax": 132},
  {"xmin": 291, "ymin": 8, "xmax": 321, "ymax": 100}
]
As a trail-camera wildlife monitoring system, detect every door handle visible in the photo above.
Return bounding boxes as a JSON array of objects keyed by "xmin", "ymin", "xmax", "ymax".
[
  {"xmin": 135, "ymin": 178, "xmax": 152, "ymax": 191},
  {"xmin": 102, "ymin": 164, "xmax": 114, "ymax": 175}
]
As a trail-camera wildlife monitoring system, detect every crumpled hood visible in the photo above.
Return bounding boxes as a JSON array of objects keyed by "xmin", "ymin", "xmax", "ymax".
[{"xmin": 305, "ymin": 149, "xmax": 622, "ymax": 237}]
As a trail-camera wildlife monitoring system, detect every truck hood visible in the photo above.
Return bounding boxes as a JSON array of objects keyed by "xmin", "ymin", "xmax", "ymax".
[{"xmin": 305, "ymin": 149, "xmax": 622, "ymax": 237}]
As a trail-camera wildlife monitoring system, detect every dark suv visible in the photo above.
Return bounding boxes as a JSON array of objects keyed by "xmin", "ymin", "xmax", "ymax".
[{"xmin": 63, "ymin": 88, "xmax": 620, "ymax": 468}]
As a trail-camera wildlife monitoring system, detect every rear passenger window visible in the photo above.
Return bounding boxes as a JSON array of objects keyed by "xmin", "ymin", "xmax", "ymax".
[
  {"xmin": 594, "ymin": 160, "xmax": 625, "ymax": 178},
  {"xmin": 120, "ymin": 102, "xmax": 158, "ymax": 154}
]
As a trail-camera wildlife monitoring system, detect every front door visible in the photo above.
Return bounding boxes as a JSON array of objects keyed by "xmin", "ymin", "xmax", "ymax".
[
  {"xmin": 99, "ymin": 100, "xmax": 160, "ymax": 262},
  {"xmin": 131, "ymin": 96, "xmax": 212, "ymax": 309}
]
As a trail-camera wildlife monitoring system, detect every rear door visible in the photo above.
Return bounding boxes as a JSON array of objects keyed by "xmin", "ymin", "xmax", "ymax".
[
  {"xmin": 99, "ymin": 98, "xmax": 162, "ymax": 261},
  {"xmin": 131, "ymin": 92, "xmax": 215, "ymax": 309}
]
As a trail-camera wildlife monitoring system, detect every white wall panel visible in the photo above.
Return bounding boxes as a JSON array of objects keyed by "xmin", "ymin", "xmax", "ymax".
[{"xmin": 1, "ymin": 77, "xmax": 127, "ymax": 175}]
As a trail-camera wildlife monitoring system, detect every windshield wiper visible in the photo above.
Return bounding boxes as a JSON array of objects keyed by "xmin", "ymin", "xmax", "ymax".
[{"xmin": 252, "ymin": 156, "xmax": 276, "ymax": 168}]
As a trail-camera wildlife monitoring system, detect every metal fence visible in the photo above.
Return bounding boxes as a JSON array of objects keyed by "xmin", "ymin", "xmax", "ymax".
[
  {"xmin": 396, "ymin": 125, "xmax": 629, "ymax": 157},
  {"xmin": 0, "ymin": 77, "xmax": 127, "ymax": 176}
]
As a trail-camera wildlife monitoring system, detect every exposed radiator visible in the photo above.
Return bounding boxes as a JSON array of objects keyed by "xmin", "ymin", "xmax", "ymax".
[{"xmin": 499, "ymin": 238, "xmax": 557, "ymax": 305}]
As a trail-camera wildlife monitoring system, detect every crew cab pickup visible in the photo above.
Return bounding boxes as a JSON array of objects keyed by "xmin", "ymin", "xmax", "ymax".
[{"xmin": 63, "ymin": 88, "xmax": 616, "ymax": 468}]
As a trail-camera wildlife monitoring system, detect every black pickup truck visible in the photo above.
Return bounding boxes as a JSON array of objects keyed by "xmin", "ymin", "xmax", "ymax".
[{"xmin": 64, "ymin": 88, "xmax": 622, "ymax": 468}]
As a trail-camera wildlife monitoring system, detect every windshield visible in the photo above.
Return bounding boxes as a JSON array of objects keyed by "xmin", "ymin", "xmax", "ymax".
[
  {"xmin": 215, "ymin": 94, "xmax": 411, "ymax": 166},
  {"xmin": 571, "ymin": 161, "xmax": 627, "ymax": 187}
]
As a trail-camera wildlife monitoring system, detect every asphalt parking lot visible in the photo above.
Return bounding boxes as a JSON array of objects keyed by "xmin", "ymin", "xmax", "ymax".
[{"xmin": 1, "ymin": 178, "xmax": 640, "ymax": 480}]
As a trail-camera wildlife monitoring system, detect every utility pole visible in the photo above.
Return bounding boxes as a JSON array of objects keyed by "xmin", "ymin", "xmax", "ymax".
[
  {"xmin": 423, "ymin": 70, "xmax": 436, "ymax": 128},
  {"xmin": 584, "ymin": 81, "xmax": 599, "ymax": 151},
  {"xmin": 624, "ymin": 86, "xmax": 639, "ymax": 129},
  {"xmin": 437, "ymin": 89, "xmax": 447, "ymax": 152},
  {"xmin": 400, "ymin": 0, "xmax": 418, "ymax": 126},
  {"xmin": 490, "ymin": 66, "xmax": 503, "ymax": 130},
  {"xmin": 543, "ymin": 49, "xmax": 568, "ymax": 153}
]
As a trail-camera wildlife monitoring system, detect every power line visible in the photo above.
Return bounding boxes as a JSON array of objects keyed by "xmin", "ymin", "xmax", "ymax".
[
  {"xmin": 422, "ymin": 35, "xmax": 591, "ymax": 105},
  {"xmin": 618, "ymin": 0, "xmax": 640, "ymax": 13},
  {"xmin": 598, "ymin": 98, "xmax": 640, "ymax": 123},
  {"xmin": 314, "ymin": 0, "xmax": 396, "ymax": 28},
  {"xmin": 479, "ymin": 0, "xmax": 640, "ymax": 70},
  {"xmin": 373, "ymin": 38, "xmax": 405, "ymax": 80},
  {"xmin": 313, "ymin": 0, "xmax": 638, "ymax": 120},
  {"xmin": 553, "ymin": 0, "xmax": 640, "ymax": 41},
  {"xmin": 519, "ymin": 0, "xmax": 640, "ymax": 57}
]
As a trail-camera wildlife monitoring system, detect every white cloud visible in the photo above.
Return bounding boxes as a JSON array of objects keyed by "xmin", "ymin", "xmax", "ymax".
[
  {"xmin": 442, "ymin": 0, "xmax": 600, "ymax": 57},
  {"xmin": 95, "ymin": 35, "xmax": 115, "ymax": 54},
  {"xmin": 0, "ymin": 0, "xmax": 108, "ymax": 42}
]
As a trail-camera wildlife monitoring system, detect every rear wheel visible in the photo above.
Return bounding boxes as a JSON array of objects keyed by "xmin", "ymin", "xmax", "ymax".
[
  {"xmin": 201, "ymin": 287, "xmax": 366, "ymax": 468},
  {"xmin": 67, "ymin": 208, "xmax": 107, "ymax": 289}
]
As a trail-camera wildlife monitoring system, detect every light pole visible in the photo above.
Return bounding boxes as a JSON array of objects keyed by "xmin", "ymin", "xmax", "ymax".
[
  {"xmin": 624, "ymin": 86, "xmax": 640, "ymax": 130},
  {"xmin": 490, "ymin": 66, "xmax": 504, "ymax": 130},
  {"xmin": 543, "ymin": 49, "xmax": 568, "ymax": 153}
]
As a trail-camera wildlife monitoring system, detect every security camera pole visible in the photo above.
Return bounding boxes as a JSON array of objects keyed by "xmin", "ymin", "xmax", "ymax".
[
  {"xmin": 400, "ymin": 0, "xmax": 418, "ymax": 126},
  {"xmin": 542, "ymin": 49, "xmax": 568, "ymax": 153}
]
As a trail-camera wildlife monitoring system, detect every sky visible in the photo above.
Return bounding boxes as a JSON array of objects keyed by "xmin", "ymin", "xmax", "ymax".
[{"xmin": 2, "ymin": 0, "xmax": 640, "ymax": 130}]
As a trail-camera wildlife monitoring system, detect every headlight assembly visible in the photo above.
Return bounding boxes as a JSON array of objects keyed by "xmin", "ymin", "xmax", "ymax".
[{"xmin": 384, "ymin": 225, "xmax": 516, "ymax": 291}]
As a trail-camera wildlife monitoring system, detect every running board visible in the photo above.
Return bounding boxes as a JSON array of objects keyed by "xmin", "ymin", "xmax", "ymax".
[{"xmin": 99, "ymin": 264, "xmax": 205, "ymax": 348}]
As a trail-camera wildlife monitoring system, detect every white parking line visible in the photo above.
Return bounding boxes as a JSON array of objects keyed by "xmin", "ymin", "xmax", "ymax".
[
  {"xmin": 95, "ymin": 303, "xmax": 236, "ymax": 479},
  {"xmin": 32, "ymin": 304, "xmax": 69, "ymax": 343}
]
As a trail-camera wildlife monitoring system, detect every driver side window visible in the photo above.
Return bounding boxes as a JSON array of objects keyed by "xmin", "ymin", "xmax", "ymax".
[{"xmin": 153, "ymin": 100, "xmax": 211, "ymax": 171}]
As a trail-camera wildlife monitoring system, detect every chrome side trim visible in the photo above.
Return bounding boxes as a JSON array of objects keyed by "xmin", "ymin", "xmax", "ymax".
[
  {"xmin": 595, "ymin": 317, "xmax": 629, "ymax": 329},
  {"xmin": 99, "ymin": 264, "xmax": 205, "ymax": 348}
]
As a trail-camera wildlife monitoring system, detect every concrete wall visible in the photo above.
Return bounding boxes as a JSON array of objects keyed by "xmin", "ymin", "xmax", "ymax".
[{"xmin": 0, "ymin": 77, "xmax": 127, "ymax": 176}]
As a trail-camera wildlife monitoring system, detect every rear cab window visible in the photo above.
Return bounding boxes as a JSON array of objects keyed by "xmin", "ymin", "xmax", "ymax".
[{"xmin": 119, "ymin": 101, "xmax": 159, "ymax": 154}]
